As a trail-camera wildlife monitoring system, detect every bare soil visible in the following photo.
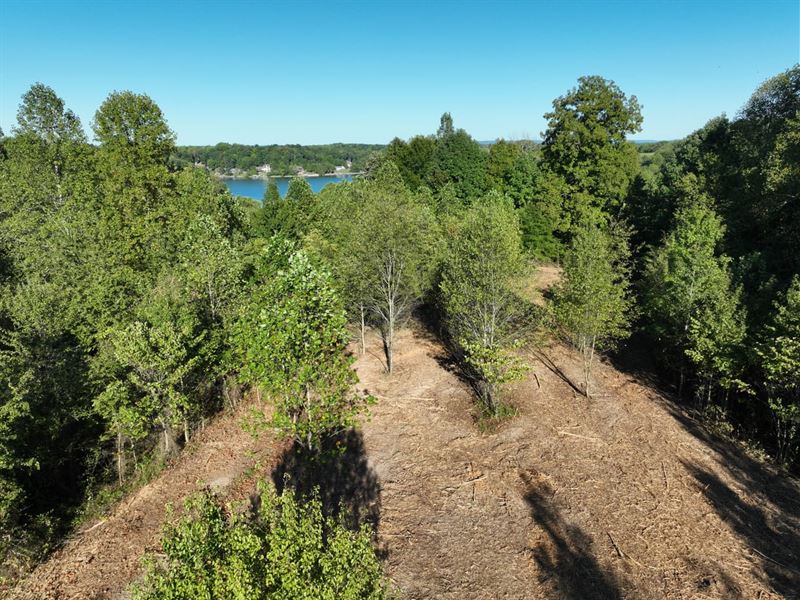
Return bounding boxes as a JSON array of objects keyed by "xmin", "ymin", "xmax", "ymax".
[
  {"xmin": 10, "ymin": 298, "xmax": 800, "ymax": 598},
  {"xmin": 356, "ymin": 327, "xmax": 800, "ymax": 599}
]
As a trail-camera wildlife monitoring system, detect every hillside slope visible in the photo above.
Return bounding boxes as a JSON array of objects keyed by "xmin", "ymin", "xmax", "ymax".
[
  {"xmin": 10, "ymin": 404, "xmax": 282, "ymax": 599},
  {"xmin": 11, "ymin": 326, "xmax": 800, "ymax": 599},
  {"xmin": 357, "ymin": 327, "xmax": 800, "ymax": 598}
]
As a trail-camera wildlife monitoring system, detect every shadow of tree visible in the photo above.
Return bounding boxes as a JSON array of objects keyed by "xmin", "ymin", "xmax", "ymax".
[
  {"xmin": 530, "ymin": 348, "xmax": 585, "ymax": 396},
  {"xmin": 271, "ymin": 429, "xmax": 381, "ymax": 534},
  {"xmin": 609, "ymin": 332, "xmax": 800, "ymax": 596},
  {"xmin": 523, "ymin": 473, "xmax": 626, "ymax": 599},
  {"xmin": 681, "ymin": 459, "xmax": 800, "ymax": 597}
]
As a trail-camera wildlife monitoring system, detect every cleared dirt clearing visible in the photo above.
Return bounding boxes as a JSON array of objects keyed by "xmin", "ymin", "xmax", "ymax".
[{"xmin": 356, "ymin": 326, "xmax": 800, "ymax": 599}]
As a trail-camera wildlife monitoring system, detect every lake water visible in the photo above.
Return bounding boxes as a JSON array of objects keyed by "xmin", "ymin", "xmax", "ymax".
[{"xmin": 223, "ymin": 175, "xmax": 354, "ymax": 201}]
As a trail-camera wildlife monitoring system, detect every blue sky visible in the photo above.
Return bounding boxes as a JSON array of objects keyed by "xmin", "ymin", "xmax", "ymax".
[{"xmin": 1, "ymin": 1, "xmax": 798, "ymax": 145}]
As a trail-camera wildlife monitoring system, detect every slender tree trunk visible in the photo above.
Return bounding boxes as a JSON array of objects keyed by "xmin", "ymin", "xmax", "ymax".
[
  {"xmin": 484, "ymin": 381, "xmax": 497, "ymax": 416},
  {"xmin": 160, "ymin": 417, "xmax": 178, "ymax": 457},
  {"xmin": 585, "ymin": 337, "xmax": 596, "ymax": 399},
  {"xmin": 384, "ymin": 283, "xmax": 396, "ymax": 374},
  {"xmin": 184, "ymin": 418, "xmax": 190, "ymax": 445},
  {"xmin": 385, "ymin": 324, "xmax": 394, "ymax": 373},
  {"xmin": 116, "ymin": 431, "xmax": 125, "ymax": 486}
]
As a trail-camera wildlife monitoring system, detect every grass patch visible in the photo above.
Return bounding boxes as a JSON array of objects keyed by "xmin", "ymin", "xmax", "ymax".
[{"xmin": 477, "ymin": 402, "xmax": 518, "ymax": 433}]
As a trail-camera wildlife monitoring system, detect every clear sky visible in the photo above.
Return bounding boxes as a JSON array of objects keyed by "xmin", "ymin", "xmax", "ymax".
[{"xmin": 1, "ymin": 0, "xmax": 798, "ymax": 145}]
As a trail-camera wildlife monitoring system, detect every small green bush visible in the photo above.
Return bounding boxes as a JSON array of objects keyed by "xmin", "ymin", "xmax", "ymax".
[{"xmin": 132, "ymin": 485, "xmax": 387, "ymax": 600}]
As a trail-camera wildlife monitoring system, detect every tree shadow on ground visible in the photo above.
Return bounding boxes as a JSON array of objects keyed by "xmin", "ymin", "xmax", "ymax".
[
  {"xmin": 271, "ymin": 429, "xmax": 381, "ymax": 534},
  {"xmin": 530, "ymin": 348, "xmax": 585, "ymax": 396},
  {"xmin": 609, "ymin": 332, "xmax": 800, "ymax": 596},
  {"xmin": 522, "ymin": 472, "xmax": 626, "ymax": 600},
  {"xmin": 680, "ymin": 459, "xmax": 800, "ymax": 596}
]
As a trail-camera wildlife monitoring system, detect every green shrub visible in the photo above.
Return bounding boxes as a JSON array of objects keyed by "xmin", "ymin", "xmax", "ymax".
[{"xmin": 132, "ymin": 485, "xmax": 387, "ymax": 600}]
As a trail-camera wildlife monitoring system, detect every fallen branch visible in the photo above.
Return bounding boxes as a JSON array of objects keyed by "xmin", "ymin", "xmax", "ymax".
[
  {"xmin": 557, "ymin": 430, "xmax": 602, "ymax": 443},
  {"xmin": 750, "ymin": 546, "xmax": 800, "ymax": 573},
  {"xmin": 607, "ymin": 531, "xmax": 625, "ymax": 558},
  {"xmin": 79, "ymin": 520, "xmax": 106, "ymax": 536}
]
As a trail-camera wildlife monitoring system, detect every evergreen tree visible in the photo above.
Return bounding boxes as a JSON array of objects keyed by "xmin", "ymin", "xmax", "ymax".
[{"xmin": 257, "ymin": 179, "xmax": 282, "ymax": 236}]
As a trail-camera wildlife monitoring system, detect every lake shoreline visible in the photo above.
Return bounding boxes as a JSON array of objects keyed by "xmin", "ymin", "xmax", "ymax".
[{"xmin": 215, "ymin": 171, "xmax": 364, "ymax": 181}]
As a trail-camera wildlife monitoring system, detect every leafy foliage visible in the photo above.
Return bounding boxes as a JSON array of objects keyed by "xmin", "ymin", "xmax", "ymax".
[
  {"xmin": 642, "ymin": 191, "xmax": 745, "ymax": 400},
  {"xmin": 541, "ymin": 75, "xmax": 642, "ymax": 235},
  {"xmin": 629, "ymin": 65, "xmax": 800, "ymax": 467},
  {"xmin": 310, "ymin": 162, "xmax": 439, "ymax": 373},
  {"xmin": 132, "ymin": 486, "xmax": 387, "ymax": 600},
  {"xmin": 0, "ymin": 85, "xmax": 247, "ymax": 564},
  {"xmin": 755, "ymin": 278, "xmax": 800, "ymax": 464},
  {"xmin": 553, "ymin": 224, "xmax": 633, "ymax": 397},
  {"xmin": 438, "ymin": 192, "xmax": 532, "ymax": 413},
  {"xmin": 233, "ymin": 243, "xmax": 371, "ymax": 451}
]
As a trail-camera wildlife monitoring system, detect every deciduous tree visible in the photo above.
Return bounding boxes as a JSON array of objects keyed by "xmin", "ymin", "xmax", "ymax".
[
  {"xmin": 553, "ymin": 223, "xmax": 632, "ymax": 397},
  {"xmin": 541, "ymin": 76, "xmax": 642, "ymax": 234},
  {"xmin": 439, "ymin": 191, "xmax": 531, "ymax": 414}
]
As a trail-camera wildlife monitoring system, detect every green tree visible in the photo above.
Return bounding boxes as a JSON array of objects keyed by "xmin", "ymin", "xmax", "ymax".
[
  {"xmin": 360, "ymin": 165, "xmax": 439, "ymax": 372},
  {"xmin": 437, "ymin": 112, "xmax": 454, "ymax": 138},
  {"xmin": 93, "ymin": 91, "xmax": 175, "ymax": 170},
  {"xmin": 275, "ymin": 177, "xmax": 316, "ymax": 240},
  {"xmin": 311, "ymin": 163, "xmax": 438, "ymax": 373},
  {"xmin": 309, "ymin": 181, "xmax": 373, "ymax": 353},
  {"xmin": 755, "ymin": 277, "xmax": 800, "ymax": 464},
  {"xmin": 97, "ymin": 275, "xmax": 208, "ymax": 465},
  {"xmin": 541, "ymin": 76, "xmax": 642, "ymax": 233},
  {"xmin": 428, "ymin": 113, "xmax": 488, "ymax": 202},
  {"xmin": 0, "ymin": 85, "xmax": 101, "ymax": 550},
  {"xmin": 553, "ymin": 224, "xmax": 632, "ymax": 397},
  {"xmin": 486, "ymin": 139, "xmax": 521, "ymax": 193},
  {"xmin": 685, "ymin": 288, "xmax": 746, "ymax": 408},
  {"xmin": 642, "ymin": 200, "xmax": 742, "ymax": 399},
  {"xmin": 385, "ymin": 135, "xmax": 436, "ymax": 190},
  {"xmin": 15, "ymin": 82, "xmax": 85, "ymax": 146},
  {"xmin": 233, "ymin": 243, "xmax": 370, "ymax": 451},
  {"xmin": 133, "ymin": 486, "xmax": 387, "ymax": 600},
  {"xmin": 257, "ymin": 179, "xmax": 282, "ymax": 236},
  {"xmin": 439, "ymin": 192, "xmax": 531, "ymax": 414}
]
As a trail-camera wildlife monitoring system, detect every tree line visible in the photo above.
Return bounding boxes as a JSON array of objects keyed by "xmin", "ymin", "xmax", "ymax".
[
  {"xmin": 627, "ymin": 65, "xmax": 800, "ymax": 465},
  {"xmin": 0, "ymin": 85, "xmax": 379, "ymax": 590},
  {"xmin": 172, "ymin": 142, "xmax": 384, "ymax": 177}
]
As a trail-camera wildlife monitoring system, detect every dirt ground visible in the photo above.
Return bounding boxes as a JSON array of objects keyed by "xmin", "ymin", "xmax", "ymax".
[
  {"xmin": 10, "ymin": 306, "xmax": 800, "ymax": 598},
  {"xmin": 355, "ymin": 327, "xmax": 800, "ymax": 599}
]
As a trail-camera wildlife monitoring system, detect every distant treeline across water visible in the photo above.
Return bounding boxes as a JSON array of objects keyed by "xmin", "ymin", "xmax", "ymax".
[{"xmin": 172, "ymin": 143, "xmax": 383, "ymax": 177}]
